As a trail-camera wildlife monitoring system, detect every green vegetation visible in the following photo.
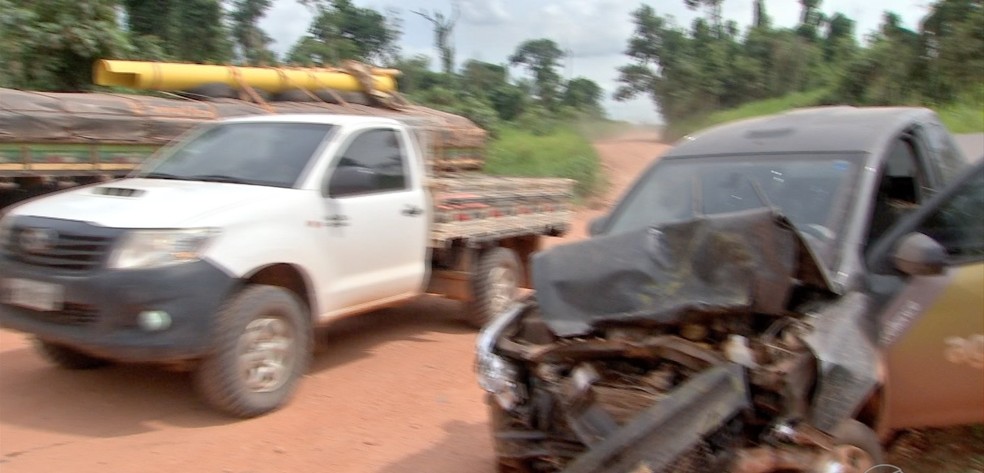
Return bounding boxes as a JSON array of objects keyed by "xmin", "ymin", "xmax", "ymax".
[
  {"xmin": 485, "ymin": 126, "xmax": 604, "ymax": 199},
  {"xmin": 666, "ymin": 89, "xmax": 831, "ymax": 140},
  {"xmin": 937, "ymin": 96, "xmax": 984, "ymax": 134},
  {"xmin": 0, "ymin": 0, "xmax": 610, "ymax": 198},
  {"xmin": 667, "ymin": 87, "xmax": 983, "ymax": 140},
  {"xmin": 615, "ymin": 0, "xmax": 983, "ymax": 137},
  {"xmin": 2, "ymin": 0, "xmax": 978, "ymax": 198}
]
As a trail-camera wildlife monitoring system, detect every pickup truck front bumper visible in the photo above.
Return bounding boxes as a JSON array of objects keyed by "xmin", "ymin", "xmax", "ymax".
[{"xmin": 0, "ymin": 257, "xmax": 236, "ymax": 363}]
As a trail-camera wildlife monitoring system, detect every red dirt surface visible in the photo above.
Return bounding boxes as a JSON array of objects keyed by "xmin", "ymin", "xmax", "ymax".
[{"xmin": 0, "ymin": 131, "xmax": 668, "ymax": 473}]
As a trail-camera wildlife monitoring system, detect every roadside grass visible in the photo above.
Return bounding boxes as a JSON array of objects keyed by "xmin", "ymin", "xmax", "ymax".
[
  {"xmin": 666, "ymin": 88, "xmax": 983, "ymax": 141},
  {"xmin": 484, "ymin": 124, "xmax": 605, "ymax": 200},
  {"xmin": 937, "ymin": 99, "xmax": 984, "ymax": 134},
  {"xmin": 665, "ymin": 89, "xmax": 831, "ymax": 141}
]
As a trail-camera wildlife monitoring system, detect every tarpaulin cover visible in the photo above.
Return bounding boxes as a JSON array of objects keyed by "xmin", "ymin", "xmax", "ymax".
[{"xmin": 532, "ymin": 208, "xmax": 825, "ymax": 337}]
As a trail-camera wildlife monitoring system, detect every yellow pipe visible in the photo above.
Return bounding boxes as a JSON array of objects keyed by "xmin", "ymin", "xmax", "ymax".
[{"xmin": 93, "ymin": 59, "xmax": 398, "ymax": 93}]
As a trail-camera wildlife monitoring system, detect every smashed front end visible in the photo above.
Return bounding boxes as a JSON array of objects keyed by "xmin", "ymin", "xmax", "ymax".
[{"xmin": 477, "ymin": 209, "xmax": 881, "ymax": 473}]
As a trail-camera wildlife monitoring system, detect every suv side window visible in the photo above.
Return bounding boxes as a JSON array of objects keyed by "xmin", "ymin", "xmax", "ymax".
[
  {"xmin": 915, "ymin": 167, "xmax": 984, "ymax": 264},
  {"xmin": 866, "ymin": 136, "xmax": 927, "ymax": 247},
  {"xmin": 332, "ymin": 129, "xmax": 408, "ymax": 194}
]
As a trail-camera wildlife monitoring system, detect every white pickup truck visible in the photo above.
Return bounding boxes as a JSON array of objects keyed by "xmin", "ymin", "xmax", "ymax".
[{"xmin": 0, "ymin": 114, "xmax": 572, "ymax": 417}]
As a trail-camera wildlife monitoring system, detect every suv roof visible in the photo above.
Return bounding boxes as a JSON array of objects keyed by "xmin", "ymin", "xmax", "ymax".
[{"xmin": 669, "ymin": 106, "xmax": 937, "ymax": 157}]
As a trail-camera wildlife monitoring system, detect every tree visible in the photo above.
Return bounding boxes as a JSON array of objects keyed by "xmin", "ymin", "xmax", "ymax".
[
  {"xmin": 753, "ymin": 0, "xmax": 770, "ymax": 29},
  {"xmin": 684, "ymin": 0, "xmax": 723, "ymax": 32},
  {"xmin": 0, "ymin": 0, "xmax": 132, "ymax": 91},
  {"xmin": 122, "ymin": 0, "xmax": 232, "ymax": 63},
  {"xmin": 392, "ymin": 55, "xmax": 445, "ymax": 93},
  {"xmin": 287, "ymin": 0, "xmax": 400, "ymax": 65},
  {"xmin": 562, "ymin": 78, "xmax": 604, "ymax": 117},
  {"xmin": 823, "ymin": 12, "xmax": 856, "ymax": 62},
  {"xmin": 509, "ymin": 39, "xmax": 565, "ymax": 107},
  {"xmin": 831, "ymin": 12, "xmax": 920, "ymax": 105},
  {"xmin": 461, "ymin": 60, "xmax": 508, "ymax": 95},
  {"xmin": 230, "ymin": 0, "xmax": 276, "ymax": 64},
  {"xmin": 920, "ymin": 0, "xmax": 984, "ymax": 102},
  {"xmin": 413, "ymin": 1, "xmax": 459, "ymax": 75},
  {"xmin": 797, "ymin": 0, "xmax": 826, "ymax": 41},
  {"xmin": 171, "ymin": 0, "xmax": 233, "ymax": 62}
]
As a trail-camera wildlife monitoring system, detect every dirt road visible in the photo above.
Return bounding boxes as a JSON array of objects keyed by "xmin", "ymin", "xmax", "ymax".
[{"xmin": 0, "ymin": 131, "xmax": 668, "ymax": 473}]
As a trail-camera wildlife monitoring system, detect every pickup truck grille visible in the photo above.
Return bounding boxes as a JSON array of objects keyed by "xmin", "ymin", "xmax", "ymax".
[
  {"xmin": 44, "ymin": 303, "xmax": 99, "ymax": 326},
  {"xmin": 2, "ymin": 218, "xmax": 120, "ymax": 272},
  {"xmin": 0, "ymin": 302, "xmax": 100, "ymax": 326}
]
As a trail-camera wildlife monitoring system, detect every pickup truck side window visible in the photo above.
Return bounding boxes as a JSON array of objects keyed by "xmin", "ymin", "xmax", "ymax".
[
  {"xmin": 331, "ymin": 129, "xmax": 408, "ymax": 195},
  {"xmin": 866, "ymin": 136, "xmax": 926, "ymax": 247},
  {"xmin": 914, "ymin": 168, "xmax": 984, "ymax": 264}
]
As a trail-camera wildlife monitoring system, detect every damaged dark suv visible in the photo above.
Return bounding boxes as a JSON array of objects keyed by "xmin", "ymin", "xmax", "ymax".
[{"xmin": 476, "ymin": 107, "xmax": 984, "ymax": 473}]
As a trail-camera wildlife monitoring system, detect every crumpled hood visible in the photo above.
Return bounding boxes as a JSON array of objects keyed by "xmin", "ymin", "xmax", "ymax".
[
  {"xmin": 6, "ymin": 178, "xmax": 290, "ymax": 228},
  {"xmin": 531, "ymin": 208, "xmax": 833, "ymax": 337}
]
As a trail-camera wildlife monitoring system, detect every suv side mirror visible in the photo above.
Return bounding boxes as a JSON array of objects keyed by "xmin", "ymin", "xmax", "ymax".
[
  {"xmin": 327, "ymin": 166, "xmax": 378, "ymax": 198},
  {"xmin": 893, "ymin": 232, "xmax": 947, "ymax": 276},
  {"xmin": 588, "ymin": 215, "xmax": 608, "ymax": 236}
]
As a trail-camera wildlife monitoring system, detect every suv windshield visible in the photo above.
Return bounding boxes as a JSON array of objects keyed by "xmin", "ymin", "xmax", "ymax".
[
  {"xmin": 139, "ymin": 122, "xmax": 335, "ymax": 188},
  {"xmin": 605, "ymin": 154, "xmax": 863, "ymax": 267}
]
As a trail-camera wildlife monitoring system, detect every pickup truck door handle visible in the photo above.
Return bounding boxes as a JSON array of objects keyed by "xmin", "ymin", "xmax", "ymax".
[
  {"xmin": 324, "ymin": 215, "xmax": 349, "ymax": 227},
  {"xmin": 402, "ymin": 205, "xmax": 424, "ymax": 217}
]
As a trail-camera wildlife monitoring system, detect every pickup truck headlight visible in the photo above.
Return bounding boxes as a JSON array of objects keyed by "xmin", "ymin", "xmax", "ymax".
[
  {"xmin": 108, "ymin": 228, "xmax": 219, "ymax": 269},
  {"xmin": 477, "ymin": 353, "xmax": 526, "ymax": 411},
  {"xmin": 475, "ymin": 302, "xmax": 527, "ymax": 411}
]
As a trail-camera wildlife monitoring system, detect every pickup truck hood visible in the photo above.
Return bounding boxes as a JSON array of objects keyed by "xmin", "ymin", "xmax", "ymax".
[
  {"xmin": 531, "ymin": 208, "xmax": 833, "ymax": 337},
  {"xmin": 6, "ymin": 178, "xmax": 289, "ymax": 228}
]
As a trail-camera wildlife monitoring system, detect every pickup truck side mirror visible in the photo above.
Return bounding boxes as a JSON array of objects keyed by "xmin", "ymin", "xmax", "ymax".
[
  {"xmin": 588, "ymin": 215, "xmax": 608, "ymax": 236},
  {"xmin": 893, "ymin": 232, "xmax": 947, "ymax": 276},
  {"xmin": 327, "ymin": 166, "xmax": 379, "ymax": 198}
]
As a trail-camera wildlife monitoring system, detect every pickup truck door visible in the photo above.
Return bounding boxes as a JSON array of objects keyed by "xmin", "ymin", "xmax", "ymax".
[
  {"xmin": 317, "ymin": 126, "xmax": 429, "ymax": 315},
  {"xmin": 869, "ymin": 160, "xmax": 984, "ymax": 430}
]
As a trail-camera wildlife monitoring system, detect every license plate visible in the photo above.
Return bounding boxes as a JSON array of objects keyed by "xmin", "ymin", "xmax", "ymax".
[{"xmin": 0, "ymin": 278, "xmax": 63, "ymax": 312}]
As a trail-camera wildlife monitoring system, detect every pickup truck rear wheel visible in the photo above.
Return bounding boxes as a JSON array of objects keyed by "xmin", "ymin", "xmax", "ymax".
[
  {"xmin": 194, "ymin": 285, "xmax": 311, "ymax": 418},
  {"xmin": 465, "ymin": 247, "xmax": 521, "ymax": 328},
  {"xmin": 34, "ymin": 338, "xmax": 110, "ymax": 370}
]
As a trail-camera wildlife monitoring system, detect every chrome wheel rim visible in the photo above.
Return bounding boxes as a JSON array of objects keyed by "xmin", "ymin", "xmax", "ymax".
[
  {"xmin": 488, "ymin": 265, "xmax": 518, "ymax": 317},
  {"xmin": 237, "ymin": 316, "xmax": 294, "ymax": 393}
]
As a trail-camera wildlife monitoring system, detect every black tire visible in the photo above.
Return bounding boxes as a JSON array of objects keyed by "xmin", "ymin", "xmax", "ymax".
[
  {"xmin": 194, "ymin": 285, "xmax": 311, "ymax": 418},
  {"xmin": 822, "ymin": 419, "xmax": 885, "ymax": 472},
  {"xmin": 34, "ymin": 339, "xmax": 110, "ymax": 370},
  {"xmin": 465, "ymin": 247, "xmax": 522, "ymax": 328}
]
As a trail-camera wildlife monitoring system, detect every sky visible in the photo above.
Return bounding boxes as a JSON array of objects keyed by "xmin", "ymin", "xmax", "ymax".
[{"xmin": 260, "ymin": 0, "xmax": 929, "ymax": 123}]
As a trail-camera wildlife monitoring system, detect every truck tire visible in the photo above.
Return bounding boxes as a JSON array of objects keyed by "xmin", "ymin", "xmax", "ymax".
[
  {"xmin": 194, "ymin": 285, "xmax": 311, "ymax": 418},
  {"xmin": 465, "ymin": 247, "xmax": 521, "ymax": 328},
  {"xmin": 34, "ymin": 338, "xmax": 110, "ymax": 370},
  {"xmin": 815, "ymin": 420, "xmax": 884, "ymax": 473}
]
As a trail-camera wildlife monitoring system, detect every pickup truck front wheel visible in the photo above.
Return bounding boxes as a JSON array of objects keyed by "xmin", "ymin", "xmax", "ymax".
[
  {"xmin": 194, "ymin": 285, "xmax": 311, "ymax": 418},
  {"xmin": 466, "ymin": 247, "xmax": 521, "ymax": 328},
  {"xmin": 813, "ymin": 420, "xmax": 884, "ymax": 473}
]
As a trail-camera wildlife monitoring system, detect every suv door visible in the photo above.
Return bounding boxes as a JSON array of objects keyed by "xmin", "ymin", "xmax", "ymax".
[
  {"xmin": 317, "ymin": 127, "xmax": 428, "ymax": 315},
  {"xmin": 867, "ymin": 160, "xmax": 984, "ymax": 430}
]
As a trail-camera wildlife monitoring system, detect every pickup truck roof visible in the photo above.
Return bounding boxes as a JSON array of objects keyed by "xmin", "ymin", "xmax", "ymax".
[{"xmin": 673, "ymin": 106, "xmax": 938, "ymax": 157}]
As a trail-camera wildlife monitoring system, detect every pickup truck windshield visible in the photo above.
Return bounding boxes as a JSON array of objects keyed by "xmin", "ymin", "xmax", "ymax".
[
  {"xmin": 140, "ymin": 122, "xmax": 335, "ymax": 188},
  {"xmin": 606, "ymin": 154, "xmax": 863, "ymax": 267}
]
